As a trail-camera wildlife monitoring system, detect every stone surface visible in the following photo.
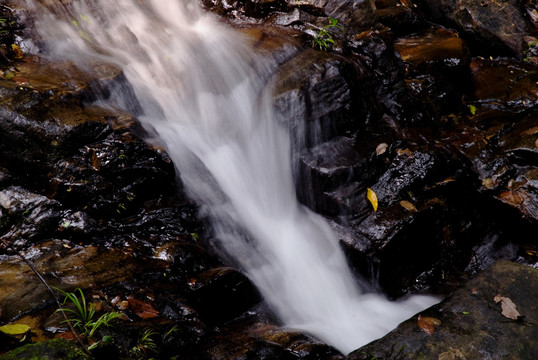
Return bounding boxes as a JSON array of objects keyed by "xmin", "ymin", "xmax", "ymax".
[
  {"xmin": 347, "ymin": 261, "xmax": 538, "ymax": 359},
  {"xmin": 422, "ymin": 0, "xmax": 530, "ymax": 57}
]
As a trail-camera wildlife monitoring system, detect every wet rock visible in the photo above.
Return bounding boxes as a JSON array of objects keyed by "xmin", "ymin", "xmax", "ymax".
[
  {"xmin": 334, "ymin": 144, "xmax": 492, "ymax": 296},
  {"xmin": 0, "ymin": 186, "xmax": 62, "ymax": 242},
  {"xmin": 297, "ymin": 136, "xmax": 362, "ymax": 215},
  {"xmin": 186, "ymin": 266, "xmax": 261, "ymax": 324},
  {"xmin": 347, "ymin": 261, "xmax": 538, "ymax": 359},
  {"xmin": 274, "ymin": 49, "xmax": 370, "ymax": 149},
  {"xmin": 258, "ymin": 328, "xmax": 344, "ymax": 359},
  {"xmin": 245, "ymin": 0, "xmax": 288, "ymax": 18},
  {"xmin": 205, "ymin": 336, "xmax": 300, "ymax": 360},
  {"xmin": 470, "ymin": 57, "xmax": 538, "ymax": 113},
  {"xmin": 395, "ymin": 26, "xmax": 471, "ymax": 120},
  {"xmin": 0, "ymin": 338, "xmax": 90, "ymax": 360},
  {"xmin": 422, "ymin": 0, "xmax": 529, "ymax": 57},
  {"xmin": 375, "ymin": 1, "xmax": 426, "ymax": 36}
]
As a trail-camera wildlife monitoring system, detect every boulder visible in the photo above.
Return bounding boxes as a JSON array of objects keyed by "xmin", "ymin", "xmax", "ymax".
[
  {"xmin": 422, "ymin": 0, "xmax": 529, "ymax": 57},
  {"xmin": 347, "ymin": 261, "xmax": 538, "ymax": 359}
]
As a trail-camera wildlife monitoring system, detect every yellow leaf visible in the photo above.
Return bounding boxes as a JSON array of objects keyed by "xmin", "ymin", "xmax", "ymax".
[
  {"xmin": 468, "ymin": 104, "xmax": 477, "ymax": 115},
  {"xmin": 367, "ymin": 188, "xmax": 378, "ymax": 212},
  {"xmin": 11, "ymin": 44, "xmax": 23, "ymax": 59},
  {"xmin": 0, "ymin": 324, "xmax": 31, "ymax": 336}
]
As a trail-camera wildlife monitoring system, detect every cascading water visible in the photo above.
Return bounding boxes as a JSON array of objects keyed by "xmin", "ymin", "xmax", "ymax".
[{"xmin": 21, "ymin": 0, "xmax": 437, "ymax": 353}]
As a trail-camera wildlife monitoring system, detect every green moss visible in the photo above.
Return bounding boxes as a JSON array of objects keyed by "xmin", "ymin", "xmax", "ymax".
[{"xmin": 0, "ymin": 339, "xmax": 91, "ymax": 360}]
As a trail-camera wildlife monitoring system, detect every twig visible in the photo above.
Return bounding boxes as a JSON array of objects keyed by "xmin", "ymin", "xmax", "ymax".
[{"xmin": 0, "ymin": 237, "xmax": 90, "ymax": 355}]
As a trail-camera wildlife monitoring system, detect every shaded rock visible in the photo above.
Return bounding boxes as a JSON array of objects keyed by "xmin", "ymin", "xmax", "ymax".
[
  {"xmin": 470, "ymin": 57, "xmax": 538, "ymax": 113},
  {"xmin": 347, "ymin": 261, "xmax": 538, "ymax": 359},
  {"xmin": 374, "ymin": 0, "xmax": 427, "ymax": 36},
  {"xmin": 273, "ymin": 49, "xmax": 370, "ymax": 150},
  {"xmin": 186, "ymin": 267, "xmax": 261, "ymax": 324},
  {"xmin": 204, "ymin": 336, "xmax": 300, "ymax": 360},
  {"xmin": 395, "ymin": 26, "xmax": 471, "ymax": 120},
  {"xmin": 298, "ymin": 136, "xmax": 363, "ymax": 215},
  {"xmin": 0, "ymin": 186, "xmax": 62, "ymax": 243},
  {"xmin": 0, "ymin": 339, "xmax": 90, "ymax": 360},
  {"xmin": 245, "ymin": 0, "xmax": 288, "ymax": 18},
  {"xmin": 257, "ymin": 328, "xmax": 344, "ymax": 359},
  {"xmin": 395, "ymin": 27, "xmax": 467, "ymax": 67},
  {"xmin": 422, "ymin": 0, "xmax": 529, "ymax": 57},
  {"xmin": 168, "ymin": 241, "xmax": 222, "ymax": 281}
]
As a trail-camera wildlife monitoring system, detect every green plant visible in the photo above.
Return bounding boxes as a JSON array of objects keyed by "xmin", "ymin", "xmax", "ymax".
[
  {"xmin": 131, "ymin": 328, "xmax": 159, "ymax": 359},
  {"xmin": 54, "ymin": 288, "xmax": 122, "ymax": 338},
  {"xmin": 312, "ymin": 17, "xmax": 342, "ymax": 51}
]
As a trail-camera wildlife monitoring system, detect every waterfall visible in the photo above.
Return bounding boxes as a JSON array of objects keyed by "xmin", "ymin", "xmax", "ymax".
[{"xmin": 21, "ymin": 0, "xmax": 437, "ymax": 353}]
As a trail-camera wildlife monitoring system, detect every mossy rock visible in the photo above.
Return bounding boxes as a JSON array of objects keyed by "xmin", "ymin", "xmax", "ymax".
[{"xmin": 0, "ymin": 339, "xmax": 90, "ymax": 360}]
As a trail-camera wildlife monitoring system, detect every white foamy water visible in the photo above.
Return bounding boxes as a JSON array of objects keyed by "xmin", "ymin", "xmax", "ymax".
[{"xmin": 21, "ymin": 0, "xmax": 438, "ymax": 353}]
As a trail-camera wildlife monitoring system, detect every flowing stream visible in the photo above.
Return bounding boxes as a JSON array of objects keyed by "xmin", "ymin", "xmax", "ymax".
[{"xmin": 22, "ymin": 0, "xmax": 437, "ymax": 353}]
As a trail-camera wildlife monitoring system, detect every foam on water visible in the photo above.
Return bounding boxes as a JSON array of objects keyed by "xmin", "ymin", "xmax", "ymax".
[{"xmin": 22, "ymin": 0, "xmax": 438, "ymax": 353}]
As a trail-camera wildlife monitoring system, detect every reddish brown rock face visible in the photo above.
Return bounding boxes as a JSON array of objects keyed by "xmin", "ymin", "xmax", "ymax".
[{"xmin": 394, "ymin": 28, "xmax": 465, "ymax": 66}]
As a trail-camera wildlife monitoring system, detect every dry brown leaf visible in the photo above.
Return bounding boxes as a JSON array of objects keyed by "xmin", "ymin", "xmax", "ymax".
[
  {"xmin": 494, "ymin": 295, "xmax": 520, "ymax": 320},
  {"xmin": 400, "ymin": 200, "xmax": 417, "ymax": 212},
  {"xmin": 520, "ymin": 126, "xmax": 538, "ymax": 136},
  {"xmin": 417, "ymin": 314, "xmax": 441, "ymax": 335},
  {"xmin": 396, "ymin": 148, "xmax": 413, "ymax": 157},
  {"xmin": 127, "ymin": 298, "xmax": 159, "ymax": 319},
  {"xmin": 376, "ymin": 143, "xmax": 388, "ymax": 156}
]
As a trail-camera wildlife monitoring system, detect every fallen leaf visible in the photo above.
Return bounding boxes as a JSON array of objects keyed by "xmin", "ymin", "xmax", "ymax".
[
  {"xmin": 11, "ymin": 44, "xmax": 24, "ymax": 59},
  {"xmin": 482, "ymin": 177, "xmax": 495, "ymax": 189},
  {"xmin": 520, "ymin": 126, "xmax": 538, "ymax": 136},
  {"xmin": 494, "ymin": 295, "xmax": 520, "ymax": 320},
  {"xmin": 356, "ymin": 30, "xmax": 374, "ymax": 40},
  {"xmin": 396, "ymin": 148, "xmax": 413, "ymax": 157},
  {"xmin": 366, "ymin": 188, "xmax": 378, "ymax": 212},
  {"xmin": 117, "ymin": 300, "xmax": 129, "ymax": 311},
  {"xmin": 498, "ymin": 190, "xmax": 524, "ymax": 206},
  {"xmin": 0, "ymin": 324, "xmax": 31, "ymax": 336},
  {"xmin": 400, "ymin": 200, "xmax": 417, "ymax": 212},
  {"xmin": 417, "ymin": 314, "xmax": 441, "ymax": 335},
  {"xmin": 468, "ymin": 104, "xmax": 477, "ymax": 115},
  {"xmin": 55, "ymin": 332, "xmax": 76, "ymax": 340},
  {"xmin": 127, "ymin": 298, "xmax": 159, "ymax": 319},
  {"xmin": 376, "ymin": 143, "xmax": 388, "ymax": 156}
]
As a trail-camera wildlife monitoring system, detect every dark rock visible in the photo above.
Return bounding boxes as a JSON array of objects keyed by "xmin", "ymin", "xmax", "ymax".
[
  {"xmin": 258, "ymin": 328, "xmax": 344, "ymax": 359},
  {"xmin": 186, "ymin": 267, "xmax": 261, "ymax": 324},
  {"xmin": 422, "ymin": 0, "xmax": 529, "ymax": 57},
  {"xmin": 470, "ymin": 57, "xmax": 538, "ymax": 113},
  {"xmin": 0, "ymin": 186, "xmax": 62, "ymax": 243},
  {"xmin": 347, "ymin": 261, "xmax": 538, "ymax": 359},
  {"xmin": 274, "ymin": 49, "xmax": 370, "ymax": 149},
  {"xmin": 204, "ymin": 336, "xmax": 300, "ymax": 360},
  {"xmin": 297, "ymin": 136, "xmax": 362, "ymax": 215},
  {"xmin": 245, "ymin": 0, "xmax": 288, "ymax": 18},
  {"xmin": 395, "ymin": 26, "xmax": 472, "ymax": 121}
]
